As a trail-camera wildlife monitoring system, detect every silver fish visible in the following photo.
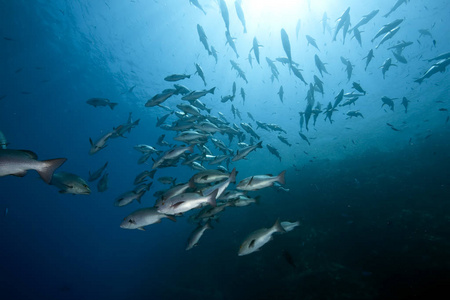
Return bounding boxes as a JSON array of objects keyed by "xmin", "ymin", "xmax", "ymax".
[
  {"xmin": 238, "ymin": 219, "xmax": 286, "ymax": 256},
  {"xmin": 186, "ymin": 221, "xmax": 213, "ymax": 250},
  {"xmin": 0, "ymin": 149, "xmax": 66, "ymax": 184},
  {"xmin": 236, "ymin": 170, "xmax": 286, "ymax": 191},
  {"xmin": 120, "ymin": 207, "xmax": 176, "ymax": 231},
  {"xmin": 50, "ymin": 172, "xmax": 90, "ymax": 195}
]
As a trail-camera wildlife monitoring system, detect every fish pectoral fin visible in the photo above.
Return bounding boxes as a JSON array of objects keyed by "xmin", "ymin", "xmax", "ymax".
[
  {"xmin": 59, "ymin": 190, "xmax": 68, "ymax": 194},
  {"xmin": 247, "ymin": 176, "xmax": 254, "ymax": 186},
  {"xmin": 137, "ymin": 227, "xmax": 146, "ymax": 231},
  {"xmin": 172, "ymin": 201, "xmax": 185, "ymax": 208},
  {"xmin": 13, "ymin": 170, "xmax": 28, "ymax": 177},
  {"xmin": 249, "ymin": 239, "xmax": 256, "ymax": 248}
]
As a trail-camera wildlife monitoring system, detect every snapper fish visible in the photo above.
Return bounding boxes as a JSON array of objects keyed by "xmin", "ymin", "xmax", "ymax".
[
  {"xmin": 120, "ymin": 207, "xmax": 176, "ymax": 231},
  {"xmin": 238, "ymin": 219, "xmax": 286, "ymax": 256},
  {"xmin": 236, "ymin": 170, "xmax": 286, "ymax": 191},
  {"xmin": 86, "ymin": 98, "xmax": 118, "ymax": 110},
  {"xmin": 89, "ymin": 131, "xmax": 114, "ymax": 155},
  {"xmin": 186, "ymin": 221, "xmax": 213, "ymax": 250},
  {"xmin": 0, "ymin": 149, "xmax": 66, "ymax": 184},
  {"xmin": 50, "ymin": 172, "xmax": 90, "ymax": 195}
]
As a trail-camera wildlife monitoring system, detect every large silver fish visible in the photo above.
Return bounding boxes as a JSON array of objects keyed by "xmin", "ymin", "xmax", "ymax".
[{"xmin": 0, "ymin": 149, "xmax": 66, "ymax": 184}]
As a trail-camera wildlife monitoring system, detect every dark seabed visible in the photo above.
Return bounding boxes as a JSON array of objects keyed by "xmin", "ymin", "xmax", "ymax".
[{"xmin": 1, "ymin": 0, "xmax": 450, "ymax": 299}]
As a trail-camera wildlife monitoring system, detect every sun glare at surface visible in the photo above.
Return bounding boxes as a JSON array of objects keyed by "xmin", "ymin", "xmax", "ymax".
[{"xmin": 231, "ymin": 0, "xmax": 329, "ymax": 33}]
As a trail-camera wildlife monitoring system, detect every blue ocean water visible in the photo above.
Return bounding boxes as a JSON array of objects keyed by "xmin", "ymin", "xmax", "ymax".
[{"xmin": 1, "ymin": 0, "xmax": 449, "ymax": 299}]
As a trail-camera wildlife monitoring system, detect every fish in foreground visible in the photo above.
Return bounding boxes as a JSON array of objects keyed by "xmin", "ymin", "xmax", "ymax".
[
  {"xmin": 86, "ymin": 98, "xmax": 118, "ymax": 110},
  {"xmin": 50, "ymin": 172, "xmax": 91, "ymax": 195},
  {"xmin": 120, "ymin": 207, "xmax": 176, "ymax": 231},
  {"xmin": 186, "ymin": 221, "xmax": 213, "ymax": 250},
  {"xmin": 237, "ymin": 170, "xmax": 286, "ymax": 191},
  {"xmin": 0, "ymin": 149, "xmax": 66, "ymax": 184},
  {"xmin": 238, "ymin": 219, "xmax": 286, "ymax": 256}
]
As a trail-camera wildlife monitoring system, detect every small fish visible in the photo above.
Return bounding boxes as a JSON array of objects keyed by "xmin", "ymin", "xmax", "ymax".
[
  {"xmin": 120, "ymin": 207, "xmax": 176, "ymax": 231},
  {"xmin": 189, "ymin": 0, "xmax": 206, "ymax": 15},
  {"xmin": 89, "ymin": 131, "xmax": 114, "ymax": 155},
  {"xmin": 50, "ymin": 172, "xmax": 90, "ymax": 195},
  {"xmin": 88, "ymin": 162, "xmax": 108, "ymax": 182},
  {"xmin": 86, "ymin": 98, "xmax": 118, "ymax": 110},
  {"xmin": 439, "ymin": 108, "xmax": 448, "ymax": 111},
  {"xmin": 234, "ymin": 0, "xmax": 247, "ymax": 33},
  {"xmin": 97, "ymin": 172, "xmax": 108, "ymax": 192},
  {"xmin": 164, "ymin": 74, "xmax": 191, "ymax": 82},
  {"xmin": 236, "ymin": 170, "xmax": 286, "ymax": 191},
  {"xmin": 186, "ymin": 221, "xmax": 213, "ymax": 250},
  {"xmin": 299, "ymin": 132, "xmax": 311, "ymax": 146},
  {"xmin": 238, "ymin": 219, "xmax": 286, "ymax": 256}
]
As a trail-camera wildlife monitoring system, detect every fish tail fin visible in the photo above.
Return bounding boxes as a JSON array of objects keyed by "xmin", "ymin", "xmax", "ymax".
[
  {"xmin": 136, "ymin": 190, "xmax": 146, "ymax": 204},
  {"xmin": 188, "ymin": 145, "xmax": 195, "ymax": 153},
  {"xmin": 38, "ymin": 158, "xmax": 67, "ymax": 184},
  {"xmin": 109, "ymin": 103, "xmax": 118, "ymax": 110},
  {"xmin": 209, "ymin": 87, "xmax": 216, "ymax": 94},
  {"xmin": 229, "ymin": 167, "xmax": 237, "ymax": 183},
  {"xmin": 188, "ymin": 176, "xmax": 196, "ymax": 189},
  {"xmin": 277, "ymin": 170, "xmax": 286, "ymax": 185},
  {"xmin": 205, "ymin": 220, "xmax": 213, "ymax": 230},
  {"xmin": 207, "ymin": 189, "xmax": 218, "ymax": 207},
  {"xmin": 166, "ymin": 215, "xmax": 177, "ymax": 222},
  {"xmin": 273, "ymin": 218, "xmax": 286, "ymax": 233},
  {"xmin": 256, "ymin": 141, "xmax": 263, "ymax": 148},
  {"xmin": 254, "ymin": 196, "xmax": 261, "ymax": 205}
]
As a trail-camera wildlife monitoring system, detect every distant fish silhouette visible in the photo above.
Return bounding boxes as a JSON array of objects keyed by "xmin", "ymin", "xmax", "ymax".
[{"xmin": 282, "ymin": 250, "xmax": 297, "ymax": 268}]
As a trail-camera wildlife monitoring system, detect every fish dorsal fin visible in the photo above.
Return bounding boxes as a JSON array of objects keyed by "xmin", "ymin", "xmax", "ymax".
[{"xmin": 19, "ymin": 150, "xmax": 38, "ymax": 160}]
